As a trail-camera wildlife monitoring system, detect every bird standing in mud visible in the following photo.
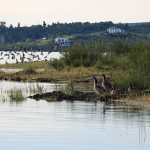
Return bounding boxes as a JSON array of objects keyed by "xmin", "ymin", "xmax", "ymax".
[
  {"xmin": 110, "ymin": 84, "xmax": 116, "ymax": 96},
  {"xmin": 110, "ymin": 83, "xmax": 121, "ymax": 98},
  {"xmin": 127, "ymin": 83, "xmax": 137, "ymax": 97},
  {"xmin": 101, "ymin": 74, "xmax": 112, "ymax": 92},
  {"xmin": 91, "ymin": 76, "xmax": 103, "ymax": 95},
  {"xmin": 127, "ymin": 83, "xmax": 133, "ymax": 94}
]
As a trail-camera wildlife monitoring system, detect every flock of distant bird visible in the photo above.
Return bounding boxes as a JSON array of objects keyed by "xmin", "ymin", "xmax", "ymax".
[{"xmin": 0, "ymin": 50, "xmax": 61, "ymax": 64}]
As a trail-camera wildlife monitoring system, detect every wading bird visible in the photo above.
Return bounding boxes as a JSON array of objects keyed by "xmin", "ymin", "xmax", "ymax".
[
  {"xmin": 91, "ymin": 76, "xmax": 103, "ymax": 95},
  {"xmin": 101, "ymin": 74, "xmax": 112, "ymax": 92}
]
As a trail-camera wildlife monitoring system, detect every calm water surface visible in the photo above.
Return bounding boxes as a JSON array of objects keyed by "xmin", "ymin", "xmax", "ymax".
[{"xmin": 0, "ymin": 81, "xmax": 150, "ymax": 150}]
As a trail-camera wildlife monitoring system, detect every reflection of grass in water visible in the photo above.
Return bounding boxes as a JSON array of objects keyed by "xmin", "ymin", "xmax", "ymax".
[
  {"xmin": 65, "ymin": 82, "xmax": 74, "ymax": 94},
  {"xmin": 8, "ymin": 89, "xmax": 25, "ymax": 103},
  {"xmin": 55, "ymin": 82, "xmax": 74, "ymax": 95},
  {"xmin": 54, "ymin": 82, "xmax": 93, "ymax": 94},
  {"xmin": 27, "ymin": 83, "xmax": 45, "ymax": 94}
]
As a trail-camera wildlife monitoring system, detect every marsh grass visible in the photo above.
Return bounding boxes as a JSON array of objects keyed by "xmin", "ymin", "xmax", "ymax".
[
  {"xmin": 95, "ymin": 60, "xmax": 103, "ymax": 69},
  {"xmin": 27, "ymin": 83, "xmax": 45, "ymax": 94},
  {"xmin": 54, "ymin": 82, "xmax": 74, "ymax": 95},
  {"xmin": 49, "ymin": 59, "xmax": 64, "ymax": 70},
  {"xmin": 64, "ymin": 82, "xmax": 74, "ymax": 94},
  {"xmin": 113, "ymin": 55, "xmax": 129, "ymax": 69},
  {"xmin": 63, "ymin": 44, "xmax": 104, "ymax": 67},
  {"xmin": 8, "ymin": 89, "xmax": 25, "ymax": 103},
  {"xmin": 128, "ymin": 42, "xmax": 150, "ymax": 89},
  {"xmin": 23, "ymin": 66, "xmax": 35, "ymax": 72},
  {"xmin": 116, "ymin": 95, "xmax": 150, "ymax": 110}
]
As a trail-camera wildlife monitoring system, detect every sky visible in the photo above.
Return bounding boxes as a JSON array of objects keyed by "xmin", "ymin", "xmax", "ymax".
[{"xmin": 0, "ymin": 0, "xmax": 150, "ymax": 26}]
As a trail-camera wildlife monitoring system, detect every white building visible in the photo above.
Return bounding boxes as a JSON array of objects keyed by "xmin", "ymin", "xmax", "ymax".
[
  {"xmin": 55, "ymin": 38, "xmax": 71, "ymax": 47},
  {"xmin": 107, "ymin": 26, "xmax": 124, "ymax": 34}
]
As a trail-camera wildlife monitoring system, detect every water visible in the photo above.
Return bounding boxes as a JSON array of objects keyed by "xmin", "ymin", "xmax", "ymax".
[{"xmin": 0, "ymin": 81, "xmax": 150, "ymax": 150}]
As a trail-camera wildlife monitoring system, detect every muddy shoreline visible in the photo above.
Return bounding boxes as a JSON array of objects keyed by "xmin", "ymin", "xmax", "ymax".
[{"xmin": 28, "ymin": 90, "xmax": 150, "ymax": 110}]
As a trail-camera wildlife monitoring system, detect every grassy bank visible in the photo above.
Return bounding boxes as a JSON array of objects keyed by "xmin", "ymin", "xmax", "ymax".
[
  {"xmin": 0, "ymin": 64, "xmax": 110, "ymax": 82},
  {"xmin": 0, "ymin": 59, "xmax": 150, "ymax": 110}
]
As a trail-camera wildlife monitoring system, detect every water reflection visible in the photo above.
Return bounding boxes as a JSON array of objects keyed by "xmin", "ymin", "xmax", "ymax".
[
  {"xmin": 0, "ymin": 100, "xmax": 150, "ymax": 150},
  {"xmin": 0, "ymin": 81, "xmax": 66, "ymax": 104},
  {"xmin": 0, "ymin": 81, "xmax": 150, "ymax": 150}
]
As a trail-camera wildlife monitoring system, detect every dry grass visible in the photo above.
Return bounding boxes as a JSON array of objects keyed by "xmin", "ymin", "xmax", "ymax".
[
  {"xmin": 30, "ymin": 66, "xmax": 104, "ymax": 81},
  {"xmin": 0, "ymin": 61, "xmax": 50, "ymax": 69},
  {"xmin": 0, "ymin": 61, "xmax": 129, "ymax": 85},
  {"xmin": 0, "ymin": 61, "xmax": 112, "ymax": 82},
  {"xmin": 114, "ymin": 95, "xmax": 150, "ymax": 110}
]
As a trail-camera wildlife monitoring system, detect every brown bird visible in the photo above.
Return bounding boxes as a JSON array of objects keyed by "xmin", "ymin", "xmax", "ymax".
[
  {"xmin": 91, "ymin": 76, "xmax": 103, "ymax": 95},
  {"xmin": 127, "ymin": 83, "xmax": 133, "ymax": 94},
  {"xmin": 101, "ymin": 74, "xmax": 112, "ymax": 92}
]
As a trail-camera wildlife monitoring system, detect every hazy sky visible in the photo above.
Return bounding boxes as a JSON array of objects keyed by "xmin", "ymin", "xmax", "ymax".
[{"xmin": 0, "ymin": 0, "xmax": 150, "ymax": 26}]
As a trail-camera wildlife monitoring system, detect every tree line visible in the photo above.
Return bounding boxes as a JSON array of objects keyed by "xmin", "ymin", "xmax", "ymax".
[{"xmin": 0, "ymin": 21, "xmax": 130, "ymax": 43}]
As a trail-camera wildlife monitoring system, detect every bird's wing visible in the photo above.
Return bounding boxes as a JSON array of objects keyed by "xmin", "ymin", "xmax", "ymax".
[
  {"xmin": 106, "ymin": 81, "xmax": 112, "ymax": 89},
  {"xmin": 96, "ymin": 84, "xmax": 102, "ymax": 89}
]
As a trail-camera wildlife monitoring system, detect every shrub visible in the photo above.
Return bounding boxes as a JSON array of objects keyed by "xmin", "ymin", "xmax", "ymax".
[
  {"xmin": 95, "ymin": 60, "xmax": 103, "ymax": 69},
  {"xmin": 113, "ymin": 55, "xmax": 129, "ymax": 69},
  {"xmin": 49, "ymin": 59, "xmax": 64, "ymax": 70},
  {"xmin": 112, "ymin": 40, "xmax": 128, "ymax": 55},
  {"xmin": 63, "ymin": 44, "xmax": 103, "ymax": 67},
  {"xmin": 128, "ymin": 42, "xmax": 150, "ymax": 88}
]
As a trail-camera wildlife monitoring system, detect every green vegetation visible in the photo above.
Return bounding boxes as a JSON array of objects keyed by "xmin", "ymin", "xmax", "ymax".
[
  {"xmin": 128, "ymin": 42, "xmax": 150, "ymax": 88},
  {"xmin": 49, "ymin": 41, "xmax": 150, "ymax": 89},
  {"xmin": 0, "ymin": 21, "xmax": 117, "ymax": 43},
  {"xmin": 49, "ymin": 59, "xmax": 64, "ymax": 70},
  {"xmin": 60, "ymin": 41, "xmax": 130, "ymax": 68},
  {"xmin": 8, "ymin": 89, "xmax": 25, "ymax": 103},
  {"xmin": 63, "ymin": 44, "xmax": 102, "ymax": 67}
]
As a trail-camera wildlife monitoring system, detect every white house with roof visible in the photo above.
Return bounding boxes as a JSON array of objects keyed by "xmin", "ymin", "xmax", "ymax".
[
  {"xmin": 107, "ymin": 26, "xmax": 124, "ymax": 34},
  {"xmin": 55, "ymin": 37, "xmax": 71, "ymax": 47}
]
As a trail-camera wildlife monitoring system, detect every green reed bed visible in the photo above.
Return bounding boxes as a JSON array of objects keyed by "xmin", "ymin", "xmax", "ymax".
[{"xmin": 8, "ymin": 89, "xmax": 25, "ymax": 103}]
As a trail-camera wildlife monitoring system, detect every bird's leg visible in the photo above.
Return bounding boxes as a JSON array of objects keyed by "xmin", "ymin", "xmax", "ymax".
[{"xmin": 96, "ymin": 93, "xmax": 101, "ymax": 100}]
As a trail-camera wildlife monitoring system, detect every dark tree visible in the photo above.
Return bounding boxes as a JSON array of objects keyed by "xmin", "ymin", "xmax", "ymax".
[{"xmin": 43, "ymin": 21, "xmax": 47, "ymax": 28}]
